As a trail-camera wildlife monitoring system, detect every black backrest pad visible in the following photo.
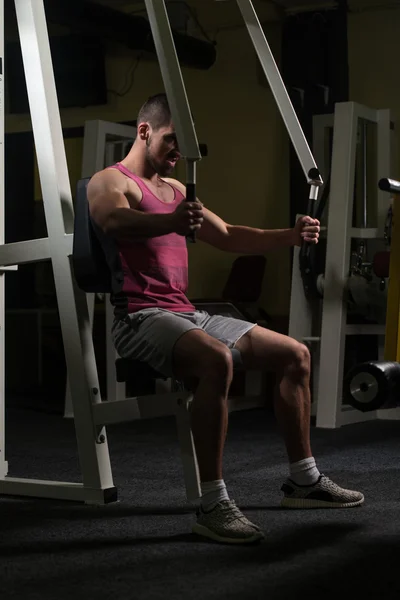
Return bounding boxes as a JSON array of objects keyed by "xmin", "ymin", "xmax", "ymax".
[{"xmin": 72, "ymin": 177, "xmax": 113, "ymax": 293}]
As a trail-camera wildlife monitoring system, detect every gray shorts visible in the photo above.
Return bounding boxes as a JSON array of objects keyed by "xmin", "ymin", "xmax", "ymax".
[{"xmin": 111, "ymin": 308, "xmax": 256, "ymax": 377}]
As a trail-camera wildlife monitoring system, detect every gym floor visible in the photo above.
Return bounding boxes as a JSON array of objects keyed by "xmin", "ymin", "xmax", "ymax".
[{"xmin": 2, "ymin": 405, "xmax": 399, "ymax": 600}]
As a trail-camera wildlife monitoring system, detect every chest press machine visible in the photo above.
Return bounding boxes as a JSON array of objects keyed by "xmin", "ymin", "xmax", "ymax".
[
  {"xmin": 0, "ymin": 0, "xmax": 323, "ymax": 505},
  {"xmin": 343, "ymin": 178, "xmax": 400, "ymax": 413}
]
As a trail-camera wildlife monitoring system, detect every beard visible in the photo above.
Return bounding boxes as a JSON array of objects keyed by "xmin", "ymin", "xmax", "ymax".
[
  {"xmin": 148, "ymin": 154, "xmax": 174, "ymax": 177},
  {"xmin": 146, "ymin": 138, "xmax": 176, "ymax": 177}
]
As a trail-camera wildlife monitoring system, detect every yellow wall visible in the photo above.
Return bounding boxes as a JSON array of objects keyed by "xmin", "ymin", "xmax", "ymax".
[
  {"xmin": 348, "ymin": 7, "xmax": 400, "ymax": 177},
  {"xmin": 7, "ymin": 12, "xmax": 291, "ymax": 316}
]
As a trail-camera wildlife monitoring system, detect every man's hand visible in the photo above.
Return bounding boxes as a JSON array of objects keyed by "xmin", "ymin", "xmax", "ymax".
[
  {"xmin": 170, "ymin": 200, "xmax": 204, "ymax": 236},
  {"xmin": 293, "ymin": 216, "xmax": 320, "ymax": 246}
]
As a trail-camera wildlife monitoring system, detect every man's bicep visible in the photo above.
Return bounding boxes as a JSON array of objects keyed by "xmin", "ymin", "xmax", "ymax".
[{"xmin": 197, "ymin": 207, "xmax": 230, "ymax": 248}]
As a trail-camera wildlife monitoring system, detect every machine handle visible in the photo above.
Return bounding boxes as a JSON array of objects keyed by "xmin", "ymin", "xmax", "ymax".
[
  {"xmin": 185, "ymin": 182, "xmax": 196, "ymax": 244},
  {"xmin": 379, "ymin": 178, "xmax": 400, "ymax": 194}
]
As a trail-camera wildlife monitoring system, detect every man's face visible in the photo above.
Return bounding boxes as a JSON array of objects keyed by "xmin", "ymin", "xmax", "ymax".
[{"xmin": 145, "ymin": 123, "xmax": 181, "ymax": 177}]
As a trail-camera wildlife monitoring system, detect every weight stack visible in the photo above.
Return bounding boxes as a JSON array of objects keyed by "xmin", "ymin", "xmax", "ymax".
[{"xmin": 343, "ymin": 361, "xmax": 400, "ymax": 412}]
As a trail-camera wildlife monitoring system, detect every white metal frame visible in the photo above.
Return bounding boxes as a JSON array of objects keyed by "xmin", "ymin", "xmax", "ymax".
[
  {"xmin": 0, "ymin": 0, "xmax": 5, "ymax": 479},
  {"xmin": 289, "ymin": 102, "xmax": 392, "ymax": 429},
  {"xmin": 1, "ymin": 0, "xmax": 324, "ymax": 503},
  {"xmin": 0, "ymin": 0, "xmax": 115, "ymax": 503}
]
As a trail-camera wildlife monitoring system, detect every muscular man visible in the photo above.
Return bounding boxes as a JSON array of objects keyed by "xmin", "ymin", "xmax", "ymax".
[{"xmin": 88, "ymin": 93, "xmax": 364, "ymax": 545}]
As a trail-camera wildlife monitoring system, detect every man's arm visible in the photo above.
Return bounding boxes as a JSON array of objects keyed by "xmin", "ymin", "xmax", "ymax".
[
  {"xmin": 88, "ymin": 169, "xmax": 175, "ymax": 239},
  {"xmin": 164, "ymin": 178, "xmax": 318, "ymax": 252},
  {"xmin": 200, "ymin": 213, "xmax": 296, "ymax": 253}
]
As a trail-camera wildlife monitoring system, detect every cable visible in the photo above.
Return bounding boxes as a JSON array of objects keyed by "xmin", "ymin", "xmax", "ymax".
[{"xmin": 108, "ymin": 52, "xmax": 143, "ymax": 98}]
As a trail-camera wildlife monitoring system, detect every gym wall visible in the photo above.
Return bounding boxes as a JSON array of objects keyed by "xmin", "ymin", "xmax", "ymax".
[{"xmin": 348, "ymin": 7, "xmax": 400, "ymax": 176}]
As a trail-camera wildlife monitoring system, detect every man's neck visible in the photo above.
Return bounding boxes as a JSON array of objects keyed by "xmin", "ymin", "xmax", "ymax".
[{"xmin": 120, "ymin": 150, "xmax": 159, "ymax": 184}]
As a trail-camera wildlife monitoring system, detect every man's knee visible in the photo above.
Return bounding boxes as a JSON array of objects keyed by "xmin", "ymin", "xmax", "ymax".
[
  {"xmin": 173, "ymin": 330, "xmax": 233, "ymax": 383},
  {"xmin": 201, "ymin": 343, "xmax": 234, "ymax": 381},
  {"xmin": 285, "ymin": 342, "xmax": 311, "ymax": 381}
]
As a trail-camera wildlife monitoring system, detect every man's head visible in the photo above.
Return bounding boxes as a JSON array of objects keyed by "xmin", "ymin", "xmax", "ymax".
[{"xmin": 135, "ymin": 93, "xmax": 180, "ymax": 177}]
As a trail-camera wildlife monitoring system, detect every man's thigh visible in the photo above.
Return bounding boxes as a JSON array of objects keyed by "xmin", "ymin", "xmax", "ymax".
[
  {"xmin": 234, "ymin": 324, "xmax": 305, "ymax": 371},
  {"xmin": 111, "ymin": 308, "xmax": 201, "ymax": 377}
]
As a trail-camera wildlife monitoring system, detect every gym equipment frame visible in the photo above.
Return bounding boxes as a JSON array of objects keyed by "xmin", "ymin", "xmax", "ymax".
[
  {"xmin": 289, "ymin": 103, "xmax": 393, "ymax": 429},
  {"xmin": 1, "ymin": 0, "xmax": 323, "ymax": 504},
  {"xmin": 343, "ymin": 177, "xmax": 400, "ymax": 415}
]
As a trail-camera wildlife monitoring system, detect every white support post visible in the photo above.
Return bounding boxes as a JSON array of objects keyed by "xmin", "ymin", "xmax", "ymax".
[
  {"xmin": 0, "ymin": 0, "xmax": 7, "ymax": 480},
  {"xmin": 377, "ymin": 110, "xmax": 391, "ymax": 234},
  {"xmin": 315, "ymin": 102, "xmax": 391, "ymax": 429},
  {"xmin": 316, "ymin": 103, "xmax": 358, "ymax": 428},
  {"xmin": 0, "ymin": 0, "xmax": 116, "ymax": 503},
  {"xmin": 288, "ymin": 242, "xmax": 314, "ymax": 344}
]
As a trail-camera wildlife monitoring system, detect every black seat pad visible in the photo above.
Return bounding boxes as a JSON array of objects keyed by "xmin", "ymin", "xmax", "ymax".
[
  {"xmin": 115, "ymin": 358, "xmax": 168, "ymax": 383},
  {"xmin": 72, "ymin": 177, "xmax": 113, "ymax": 293}
]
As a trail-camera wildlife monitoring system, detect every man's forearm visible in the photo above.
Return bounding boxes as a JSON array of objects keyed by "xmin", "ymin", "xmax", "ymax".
[
  {"xmin": 105, "ymin": 208, "xmax": 174, "ymax": 240},
  {"xmin": 223, "ymin": 225, "xmax": 295, "ymax": 253}
]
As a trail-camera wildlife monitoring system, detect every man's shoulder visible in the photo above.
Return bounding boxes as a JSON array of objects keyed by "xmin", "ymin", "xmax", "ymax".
[
  {"xmin": 162, "ymin": 177, "xmax": 185, "ymax": 192},
  {"xmin": 87, "ymin": 167, "xmax": 135, "ymax": 201}
]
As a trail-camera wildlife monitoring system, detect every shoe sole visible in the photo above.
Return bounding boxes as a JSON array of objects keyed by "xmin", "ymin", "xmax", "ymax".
[
  {"xmin": 192, "ymin": 523, "xmax": 264, "ymax": 545},
  {"xmin": 281, "ymin": 496, "xmax": 365, "ymax": 509}
]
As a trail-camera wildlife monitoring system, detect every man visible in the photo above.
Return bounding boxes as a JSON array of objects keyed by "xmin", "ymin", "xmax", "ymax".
[{"xmin": 88, "ymin": 93, "xmax": 364, "ymax": 545}]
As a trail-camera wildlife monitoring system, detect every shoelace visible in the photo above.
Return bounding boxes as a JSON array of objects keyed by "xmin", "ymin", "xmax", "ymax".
[{"xmin": 217, "ymin": 501, "xmax": 248, "ymax": 525}]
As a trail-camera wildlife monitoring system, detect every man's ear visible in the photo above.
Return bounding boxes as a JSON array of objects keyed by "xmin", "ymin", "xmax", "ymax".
[{"xmin": 137, "ymin": 123, "xmax": 150, "ymax": 141}]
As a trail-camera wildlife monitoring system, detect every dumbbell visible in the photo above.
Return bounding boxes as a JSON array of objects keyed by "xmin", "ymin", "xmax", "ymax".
[{"xmin": 343, "ymin": 361, "xmax": 400, "ymax": 412}]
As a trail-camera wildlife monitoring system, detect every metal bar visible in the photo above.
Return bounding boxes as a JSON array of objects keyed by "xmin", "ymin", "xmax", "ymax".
[
  {"xmin": 0, "ymin": 238, "xmax": 50, "ymax": 265},
  {"xmin": 93, "ymin": 393, "xmax": 185, "ymax": 425},
  {"xmin": 175, "ymin": 399, "xmax": 201, "ymax": 503},
  {"xmin": 339, "ymin": 409, "xmax": 378, "ymax": 427},
  {"xmin": 236, "ymin": 0, "xmax": 322, "ymax": 189},
  {"xmin": 362, "ymin": 121, "xmax": 368, "ymax": 228},
  {"xmin": 13, "ymin": 0, "xmax": 114, "ymax": 496},
  {"xmin": 0, "ymin": 234, "xmax": 73, "ymax": 268},
  {"xmin": 288, "ymin": 237, "xmax": 314, "ymax": 342},
  {"xmin": 0, "ymin": 0, "xmax": 6, "ymax": 479},
  {"xmin": 0, "ymin": 478, "xmax": 116, "ymax": 505},
  {"xmin": 81, "ymin": 120, "xmax": 107, "ymax": 178},
  {"xmin": 144, "ymin": 0, "xmax": 201, "ymax": 162},
  {"xmin": 350, "ymin": 228, "xmax": 380, "ymax": 239},
  {"xmin": 316, "ymin": 103, "xmax": 358, "ymax": 429},
  {"xmin": 355, "ymin": 103, "xmax": 383, "ymax": 123},
  {"xmin": 384, "ymin": 194, "xmax": 400, "ymax": 361},
  {"xmin": 377, "ymin": 110, "xmax": 392, "ymax": 235}
]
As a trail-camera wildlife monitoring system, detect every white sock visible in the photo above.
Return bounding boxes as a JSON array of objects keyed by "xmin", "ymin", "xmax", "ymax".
[
  {"xmin": 200, "ymin": 479, "xmax": 230, "ymax": 512},
  {"xmin": 289, "ymin": 457, "xmax": 320, "ymax": 486}
]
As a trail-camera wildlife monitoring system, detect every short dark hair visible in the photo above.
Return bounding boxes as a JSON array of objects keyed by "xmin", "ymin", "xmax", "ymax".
[{"xmin": 136, "ymin": 93, "xmax": 172, "ymax": 131}]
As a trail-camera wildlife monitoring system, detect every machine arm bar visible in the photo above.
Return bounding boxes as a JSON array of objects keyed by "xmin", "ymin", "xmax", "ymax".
[
  {"xmin": 143, "ymin": 0, "xmax": 201, "ymax": 162},
  {"xmin": 236, "ymin": 0, "xmax": 323, "ymax": 197},
  {"xmin": 144, "ymin": 0, "xmax": 201, "ymax": 242}
]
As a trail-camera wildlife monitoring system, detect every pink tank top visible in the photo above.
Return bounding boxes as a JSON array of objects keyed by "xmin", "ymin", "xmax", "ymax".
[{"xmin": 110, "ymin": 163, "xmax": 195, "ymax": 313}]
